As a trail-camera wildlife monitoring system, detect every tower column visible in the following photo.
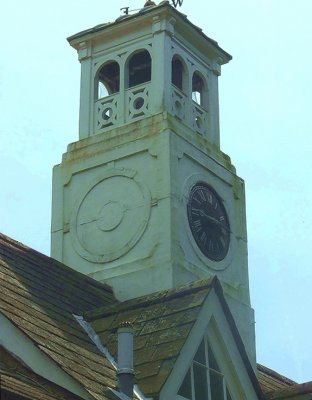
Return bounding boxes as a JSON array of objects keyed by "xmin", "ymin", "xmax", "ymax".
[{"xmin": 78, "ymin": 43, "xmax": 92, "ymax": 139}]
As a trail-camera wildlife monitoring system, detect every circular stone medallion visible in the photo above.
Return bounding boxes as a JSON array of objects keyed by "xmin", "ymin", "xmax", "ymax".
[{"xmin": 71, "ymin": 170, "xmax": 151, "ymax": 263}]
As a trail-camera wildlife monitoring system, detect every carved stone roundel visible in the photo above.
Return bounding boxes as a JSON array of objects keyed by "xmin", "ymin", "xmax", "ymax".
[{"xmin": 71, "ymin": 169, "xmax": 151, "ymax": 263}]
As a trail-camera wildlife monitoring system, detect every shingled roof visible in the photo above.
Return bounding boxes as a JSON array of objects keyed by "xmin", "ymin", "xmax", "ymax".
[
  {"xmin": 0, "ymin": 233, "xmax": 261, "ymax": 399},
  {"xmin": 257, "ymin": 364, "xmax": 296, "ymax": 394},
  {"xmin": 85, "ymin": 278, "xmax": 215, "ymax": 397},
  {"xmin": 0, "ymin": 346, "xmax": 84, "ymax": 400},
  {"xmin": 0, "ymin": 233, "xmax": 118, "ymax": 400},
  {"xmin": 256, "ymin": 365, "xmax": 312, "ymax": 400},
  {"xmin": 85, "ymin": 277, "xmax": 266, "ymax": 399},
  {"xmin": 1, "ymin": 232, "xmax": 305, "ymax": 400}
]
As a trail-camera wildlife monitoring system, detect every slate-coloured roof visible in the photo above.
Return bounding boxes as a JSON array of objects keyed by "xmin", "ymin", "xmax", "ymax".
[
  {"xmin": 85, "ymin": 279, "xmax": 214, "ymax": 397},
  {"xmin": 0, "ymin": 346, "xmax": 83, "ymax": 400},
  {"xmin": 0, "ymin": 233, "xmax": 119, "ymax": 400}
]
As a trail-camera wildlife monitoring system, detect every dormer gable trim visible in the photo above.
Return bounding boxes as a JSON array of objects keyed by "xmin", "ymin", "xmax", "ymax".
[
  {"xmin": 0, "ymin": 312, "xmax": 93, "ymax": 400},
  {"xmin": 159, "ymin": 278, "xmax": 264, "ymax": 400}
]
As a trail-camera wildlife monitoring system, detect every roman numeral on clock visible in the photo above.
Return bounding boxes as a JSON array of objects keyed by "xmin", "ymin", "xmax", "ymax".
[
  {"xmin": 191, "ymin": 207, "xmax": 201, "ymax": 216},
  {"xmin": 200, "ymin": 231, "xmax": 207, "ymax": 245},
  {"xmin": 193, "ymin": 220, "xmax": 202, "ymax": 231},
  {"xmin": 198, "ymin": 190, "xmax": 206, "ymax": 202}
]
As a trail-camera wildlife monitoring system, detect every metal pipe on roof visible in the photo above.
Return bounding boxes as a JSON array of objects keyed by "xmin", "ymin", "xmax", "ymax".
[
  {"xmin": 117, "ymin": 323, "xmax": 134, "ymax": 399},
  {"xmin": 74, "ymin": 315, "xmax": 151, "ymax": 400}
]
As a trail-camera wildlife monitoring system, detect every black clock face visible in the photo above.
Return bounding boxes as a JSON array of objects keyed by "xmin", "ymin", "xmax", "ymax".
[{"xmin": 187, "ymin": 183, "xmax": 230, "ymax": 261}]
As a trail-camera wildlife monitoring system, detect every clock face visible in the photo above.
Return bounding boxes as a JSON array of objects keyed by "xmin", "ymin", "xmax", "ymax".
[{"xmin": 187, "ymin": 182, "xmax": 230, "ymax": 261}]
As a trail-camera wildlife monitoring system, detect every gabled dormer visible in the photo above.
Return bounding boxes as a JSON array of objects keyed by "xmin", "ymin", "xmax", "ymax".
[{"xmin": 85, "ymin": 278, "xmax": 264, "ymax": 400}]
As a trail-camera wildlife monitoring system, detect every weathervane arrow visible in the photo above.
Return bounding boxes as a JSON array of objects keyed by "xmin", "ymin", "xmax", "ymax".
[{"xmin": 121, "ymin": 0, "xmax": 183, "ymax": 15}]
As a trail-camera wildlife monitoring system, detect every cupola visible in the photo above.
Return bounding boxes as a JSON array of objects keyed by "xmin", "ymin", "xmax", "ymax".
[{"xmin": 67, "ymin": 1, "xmax": 231, "ymax": 144}]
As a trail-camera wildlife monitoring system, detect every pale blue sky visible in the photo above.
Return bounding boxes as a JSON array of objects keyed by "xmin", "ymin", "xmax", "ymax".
[{"xmin": 1, "ymin": 0, "xmax": 311, "ymax": 383}]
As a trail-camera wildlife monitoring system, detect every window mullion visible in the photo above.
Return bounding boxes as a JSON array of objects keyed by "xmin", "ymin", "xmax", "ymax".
[
  {"xmin": 223, "ymin": 376, "xmax": 227, "ymax": 400},
  {"xmin": 204, "ymin": 337, "xmax": 212, "ymax": 400},
  {"xmin": 190, "ymin": 363, "xmax": 195, "ymax": 400}
]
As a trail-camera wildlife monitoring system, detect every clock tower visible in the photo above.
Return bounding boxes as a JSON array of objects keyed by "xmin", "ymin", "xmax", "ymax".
[{"xmin": 51, "ymin": 1, "xmax": 256, "ymax": 366}]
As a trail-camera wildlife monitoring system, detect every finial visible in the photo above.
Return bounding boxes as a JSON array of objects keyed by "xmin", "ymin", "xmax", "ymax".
[{"xmin": 144, "ymin": 0, "xmax": 156, "ymax": 7}]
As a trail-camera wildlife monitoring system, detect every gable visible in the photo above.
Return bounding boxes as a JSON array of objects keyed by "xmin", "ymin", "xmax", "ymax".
[
  {"xmin": 159, "ymin": 287, "xmax": 264, "ymax": 400},
  {"xmin": 85, "ymin": 277, "xmax": 264, "ymax": 400},
  {"xmin": 84, "ymin": 279, "xmax": 213, "ymax": 397}
]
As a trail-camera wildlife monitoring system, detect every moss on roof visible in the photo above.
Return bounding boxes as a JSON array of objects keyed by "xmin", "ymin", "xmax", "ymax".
[
  {"xmin": 85, "ymin": 278, "xmax": 214, "ymax": 397},
  {"xmin": 0, "ymin": 233, "xmax": 118, "ymax": 400},
  {"xmin": 0, "ymin": 346, "xmax": 84, "ymax": 400},
  {"xmin": 257, "ymin": 363, "xmax": 296, "ymax": 394},
  {"xmin": 1, "ymin": 232, "xmax": 300, "ymax": 400}
]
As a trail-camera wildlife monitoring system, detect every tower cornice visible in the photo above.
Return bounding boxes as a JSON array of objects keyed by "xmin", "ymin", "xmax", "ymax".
[{"xmin": 67, "ymin": 1, "xmax": 232, "ymax": 65}]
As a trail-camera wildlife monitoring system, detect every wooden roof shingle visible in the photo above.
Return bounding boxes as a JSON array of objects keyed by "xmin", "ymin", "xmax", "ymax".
[
  {"xmin": 0, "ymin": 233, "xmax": 119, "ymax": 400},
  {"xmin": 257, "ymin": 363, "xmax": 296, "ymax": 394},
  {"xmin": 85, "ymin": 278, "xmax": 215, "ymax": 397},
  {"xmin": 0, "ymin": 346, "xmax": 84, "ymax": 400},
  {"xmin": 1, "ymin": 232, "xmax": 302, "ymax": 400},
  {"xmin": 86, "ymin": 277, "xmax": 266, "ymax": 400}
]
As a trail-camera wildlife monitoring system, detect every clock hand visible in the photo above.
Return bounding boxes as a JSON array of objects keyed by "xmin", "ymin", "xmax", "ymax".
[
  {"xmin": 199, "ymin": 210, "xmax": 221, "ymax": 225},
  {"xmin": 199, "ymin": 210, "xmax": 230, "ymax": 233}
]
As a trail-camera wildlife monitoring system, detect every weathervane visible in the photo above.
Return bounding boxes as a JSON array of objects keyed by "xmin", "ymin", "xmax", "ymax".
[{"xmin": 121, "ymin": 0, "xmax": 183, "ymax": 15}]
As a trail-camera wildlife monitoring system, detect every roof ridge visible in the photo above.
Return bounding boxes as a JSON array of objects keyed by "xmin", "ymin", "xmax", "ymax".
[
  {"xmin": 84, "ymin": 277, "xmax": 215, "ymax": 321},
  {"xmin": 1, "ymin": 258, "xmax": 111, "ymax": 312}
]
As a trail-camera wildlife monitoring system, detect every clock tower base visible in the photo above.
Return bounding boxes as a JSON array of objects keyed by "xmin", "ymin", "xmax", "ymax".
[{"xmin": 51, "ymin": 113, "xmax": 256, "ymax": 367}]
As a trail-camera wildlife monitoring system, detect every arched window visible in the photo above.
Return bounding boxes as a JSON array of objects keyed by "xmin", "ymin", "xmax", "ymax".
[
  {"xmin": 171, "ymin": 56, "xmax": 185, "ymax": 91},
  {"xmin": 97, "ymin": 61, "xmax": 120, "ymax": 99},
  {"xmin": 192, "ymin": 72, "xmax": 206, "ymax": 107},
  {"xmin": 127, "ymin": 50, "xmax": 151, "ymax": 88}
]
